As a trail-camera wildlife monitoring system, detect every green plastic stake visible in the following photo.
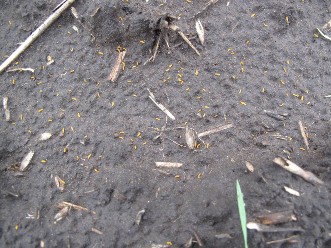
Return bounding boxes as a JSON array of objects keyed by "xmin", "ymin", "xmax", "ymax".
[{"xmin": 236, "ymin": 180, "xmax": 248, "ymax": 248}]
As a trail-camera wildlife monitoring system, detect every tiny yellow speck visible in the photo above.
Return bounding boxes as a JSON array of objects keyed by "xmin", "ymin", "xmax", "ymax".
[
  {"xmin": 96, "ymin": 92, "xmax": 100, "ymax": 98},
  {"xmin": 299, "ymin": 147, "xmax": 305, "ymax": 151},
  {"xmin": 15, "ymin": 224, "xmax": 18, "ymax": 230},
  {"xmin": 240, "ymin": 101, "xmax": 247, "ymax": 105},
  {"xmin": 70, "ymin": 69, "xmax": 75, "ymax": 73},
  {"xmin": 97, "ymin": 51, "xmax": 103, "ymax": 55},
  {"xmin": 19, "ymin": 114, "xmax": 23, "ymax": 121},
  {"xmin": 48, "ymin": 118, "xmax": 52, "ymax": 122},
  {"xmin": 206, "ymin": 143, "xmax": 210, "ymax": 149},
  {"xmin": 280, "ymin": 80, "xmax": 285, "ymax": 85},
  {"xmin": 285, "ymin": 16, "xmax": 289, "ymax": 24},
  {"xmin": 175, "ymin": 175, "xmax": 180, "ymax": 179},
  {"xmin": 215, "ymin": 73, "xmax": 221, "ymax": 76},
  {"xmin": 77, "ymin": 112, "xmax": 81, "ymax": 118},
  {"xmin": 262, "ymin": 87, "xmax": 265, "ymax": 93},
  {"xmin": 137, "ymin": 132, "xmax": 142, "ymax": 138},
  {"xmin": 204, "ymin": 105, "xmax": 209, "ymax": 109},
  {"xmin": 38, "ymin": 108, "xmax": 44, "ymax": 113},
  {"xmin": 62, "ymin": 128, "xmax": 65, "ymax": 134},
  {"xmin": 87, "ymin": 154, "xmax": 92, "ymax": 159},
  {"xmin": 142, "ymin": 141, "xmax": 147, "ymax": 145},
  {"xmin": 94, "ymin": 168, "xmax": 100, "ymax": 172},
  {"xmin": 241, "ymin": 67, "xmax": 245, "ymax": 73},
  {"xmin": 70, "ymin": 126, "xmax": 74, "ymax": 131},
  {"xmin": 300, "ymin": 95, "xmax": 304, "ymax": 101},
  {"xmin": 283, "ymin": 67, "xmax": 287, "ymax": 73},
  {"xmin": 251, "ymin": 13, "xmax": 256, "ymax": 17},
  {"xmin": 263, "ymin": 23, "xmax": 268, "ymax": 27},
  {"xmin": 76, "ymin": 156, "xmax": 80, "ymax": 160},
  {"xmin": 134, "ymin": 145, "xmax": 137, "ymax": 150},
  {"xmin": 63, "ymin": 147, "xmax": 68, "ymax": 153},
  {"xmin": 11, "ymin": 79, "xmax": 16, "ymax": 85},
  {"xmin": 132, "ymin": 94, "xmax": 137, "ymax": 97},
  {"xmin": 72, "ymin": 97, "xmax": 77, "ymax": 101},
  {"xmin": 279, "ymin": 103, "xmax": 285, "ymax": 107},
  {"xmin": 155, "ymin": 117, "xmax": 161, "ymax": 121},
  {"xmin": 119, "ymin": 137, "xmax": 124, "ymax": 140},
  {"xmin": 197, "ymin": 173, "xmax": 203, "ymax": 179},
  {"xmin": 121, "ymin": 61, "xmax": 126, "ymax": 71},
  {"xmin": 111, "ymin": 102, "xmax": 115, "ymax": 107},
  {"xmin": 166, "ymin": 241, "xmax": 173, "ymax": 245},
  {"xmin": 195, "ymin": 69, "xmax": 199, "ymax": 76},
  {"xmin": 139, "ymin": 40, "xmax": 145, "ymax": 44},
  {"xmin": 41, "ymin": 159, "xmax": 47, "ymax": 163}
]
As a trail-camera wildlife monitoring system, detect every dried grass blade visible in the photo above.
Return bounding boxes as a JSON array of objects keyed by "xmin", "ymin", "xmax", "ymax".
[
  {"xmin": 58, "ymin": 201, "xmax": 89, "ymax": 212},
  {"xmin": 3, "ymin": 96, "xmax": 10, "ymax": 121},
  {"xmin": 198, "ymin": 123, "xmax": 233, "ymax": 138},
  {"xmin": 273, "ymin": 157, "xmax": 324, "ymax": 185},
  {"xmin": 54, "ymin": 206, "xmax": 69, "ymax": 222},
  {"xmin": 178, "ymin": 31, "xmax": 200, "ymax": 56}
]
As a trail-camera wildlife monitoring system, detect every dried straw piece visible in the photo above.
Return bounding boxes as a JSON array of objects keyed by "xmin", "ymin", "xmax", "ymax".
[
  {"xmin": 284, "ymin": 186, "xmax": 300, "ymax": 196},
  {"xmin": 273, "ymin": 157, "xmax": 324, "ymax": 185},
  {"xmin": 54, "ymin": 206, "xmax": 69, "ymax": 222},
  {"xmin": 7, "ymin": 67, "xmax": 35, "ymax": 73},
  {"xmin": 107, "ymin": 51, "xmax": 126, "ymax": 82},
  {"xmin": 54, "ymin": 176, "xmax": 65, "ymax": 191},
  {"xmin": 247, "ymin": 222, "xmax": 304, "ymax": 233},
  {"xmin": 135, "ymin": 209, "xmax": 145, "ymax": 225},
  {"xmin": 298, "ymin": 121, "xmax": 309, "ymax": 150},
  {"xmin": 245, "ymin": 161, "xmax": 254, "ymax": 172},
  {"xmin": 195, "ymin": 19, "xmax": 205, "ymax": 45},
  {"xmin": 20, "ymin": 151, "xmax": 35, "ymax": 171},
  {"xmin": 148, "ymin": 89, "xmax": 175, "ymax": 120},
  {"xmin": 198, "ymin": 123, "xmax": 233, "ymax": 138},
  {"xmin": 3, "ymin": 97, "xmax": 10, "ymax": 121},
  {"xmin": 155, "ymin": 162, "xmax": 183, "ymax": 168},
  {"xmin": 185, "ymin": 126, "xmax": 198, "ymax": 149}
]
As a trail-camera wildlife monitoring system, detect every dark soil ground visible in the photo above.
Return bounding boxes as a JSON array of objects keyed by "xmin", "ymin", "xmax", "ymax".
[{"xmin": 0, "ymin": 0, "xmax": 331, "ymax": 247}]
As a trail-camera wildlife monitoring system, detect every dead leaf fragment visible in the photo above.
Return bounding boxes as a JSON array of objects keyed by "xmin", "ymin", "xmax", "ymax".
[
  {"xmin": 71, "ymin": 7, "xmax": 79, "ymax": 19},
  {"xmin": 196, "ymin": 19, "xmax": 205, "ymax": 45},
  {"xmin": 20, "ymin": 151, "xmax": 35, "ymax": 171}
]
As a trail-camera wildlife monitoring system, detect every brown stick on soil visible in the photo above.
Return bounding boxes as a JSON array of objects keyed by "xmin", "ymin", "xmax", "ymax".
[
  {"xmin": 298, "ymin": 120, "xmax": 309, "ymax": 150},
  {"xmin": 273, "ymin": 157, "xmax": 324, "ymax": 185},
  {"xmin": 107, "ymin": 51, "xmax": 126, "ymax": 82},
  {"xmin": 0, "ymin": 0, "xmax": 77, "ymax": 74}
]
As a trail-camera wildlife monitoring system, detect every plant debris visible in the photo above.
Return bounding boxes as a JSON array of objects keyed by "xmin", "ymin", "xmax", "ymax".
[
  {"xmin": 185, "ymin": 126, "xmax": 198, "ymax": 149},
  {"xmin": 256, "ymin": 210, "xmax": 296, "ymax": 225},
  {"xmin": 54, "ymin": 176, "xmax": 65, "ymax": 191},
  {"xmin": 298, "ymin": 120, "xmax": 309, "ymax": 150},
  {"xmin": 148, "ymin": 89, "xmax": 175, "ymax": 120},
  {"xmin": 3, "ymin": 96, "xmax": 10, "ymax": 121},
  {"xmin": 195, "ymin": 19, "xmax": 205, "ymax": 45},
  {"xmin": 20, "ymin": 151, "xmax": 35, "ymax": 171},
  {"xmin": 155, "ymin": 162, "xmax": 183, "ymax": 168},
  {"xmin": 39, "ymin": 132, "xmax": 52, "ymax": 141},
  {"xmin": 273, "ymin": 157, "xmax": 324, "ymax": 185},
  {"xmin": 245, "ymin": 161, "xmax": 255, "ymax": 172},
  {"xmin": 247, "ymin": 222, "xmax": 304, "ymax": 233},
  {"xmin": 197, "ymin": 123, "xmax": 233, "ymax": 138},
  {"xmin": 283, "ymin": 186, "xmax": 300, "ymax": 196},
  {"xmin": 7, "ymin": 67, "xmax": 35, "ymax": 73},
  {"xmin": 54, "ymin": 206, "xmax": 69, "ymax": 222},
  {"xmin": 108, "ymin": 50, "xmax": 126, "ymax": 82},
  {"xmin": 135, "ymin": 209, "xmax": 145, "ymax": 225}
]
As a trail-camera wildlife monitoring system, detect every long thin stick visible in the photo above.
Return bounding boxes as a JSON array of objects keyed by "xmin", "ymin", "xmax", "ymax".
[
  {"xmin": 0, "ymin": 0, "xmax": 77, "ymax": 74},
  {"xmin": 198, "ymin": 123, "xmax": 233, "ymax": 138},
  {"xmin": 148, "ymin": 89, "xmax": 176, "ymax": 120}
]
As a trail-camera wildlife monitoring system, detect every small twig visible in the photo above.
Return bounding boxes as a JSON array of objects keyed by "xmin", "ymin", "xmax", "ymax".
[
  {"xmin": 191, "ymin": 228, "xmax": 204, "ymax": 246},
  {"xmin": 273, "ymin": 157, "xmax": 324, "ymax": 185},
  {"xmin": 0, "ymin": 0, "xmax": 77, "ymax": 74},
  {"xmin": 198, "ymin": 123, "xmax": 233, "ymax": 138},
  {"xmin": 108, "ymin": 51, "xmax": 126, "ymax": 82},
  {"xmin": 148, "ymin": 89, "xmax": 176, "ymax": 120},
  {"xmin": 298, "ymin": 121, "xmax": 309, "ymax": 150}
]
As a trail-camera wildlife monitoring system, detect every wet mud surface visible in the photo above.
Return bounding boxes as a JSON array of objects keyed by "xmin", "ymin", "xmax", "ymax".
[{"xmin": 0, "ymin": 0, "xmax": 331, "ymax": 247}]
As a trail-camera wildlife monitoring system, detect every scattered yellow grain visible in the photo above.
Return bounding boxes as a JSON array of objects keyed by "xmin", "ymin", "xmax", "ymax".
[
  {"xmin": 19, "ymin": 114, "xmax": 23, "ymax": 121},
  {"xmin": 139, "ymin": 40, "xmax": 145, "ymax": 44},
  {"xmin": 63, "ymin": 147, "xmax": 68, "ymax": 153},
  {"xmin": 97, "ymin": 51, "xmax": 103, "ymax": 55},
  {"xmin": 111, "ymin": 101, "xmax": 115, "ymax": 107},
  {"xmin": 155, "ymin": 117, "xmax": 161, "ymax": 121},
  {"xmin": 262, "ymin": 87, "xmax": 265, "ymax": 93},
  {"xmin": 240, "ymin": 101, "xmax": 247, "ymax": 105},
  {"xmin": 285, "ymin": 16, "xmax": 289, "ymax": 24},
  {"xmin": 38, "ymin": 108, "xmax": 44, "ymax": 113},
  {"xmin": 195, "ymin": 69, "xmax": 199, "ymax": 76},
  {"xmin": 280, "ymin": 79, "xmax": 285, "ymax": 85},
  {"xmin": 71, "ymin": 97, "xmax": 77, "ymax": 101},
  {"xmin": 121, "ymin": 61, "xmax": 125, "ymax": 70},
  {"xmin": 137, "ymin": 132, "xmax": 142, "ymax": 138},
  {"xmin": 134, "ymin": 145, "xmax": 137, "ymax": 150},
  {"xmin": 41, "ymin": 159, "xmax": 47, "ymax": 163},
  {"xmin": 48, "ymin": 118, "xmax": 52, "ymax": 122},
  {"xmin": 197, "ymin": 173, "xmax": 203, "ymax": 179},
  {"xmin": 11, "ymin": 79, "xmax": 16, "ymax": 85},
  {"xmin": 87, "ymin": 154, "xmax": 92, "ymax": 159},
  {"xmin": 251, "ymin": 13, "xmax": 256, "ymax": 17},
  {"xmin": 299, "ymin": 147, "xmax": 305, "ymax": 151},
  {"xmin": 77, "ymin": 112, "xmax": 81, "ymax": 118},
  {"xmin": 15, "ymin": 224, "xmax": 18, "ymax": 231},
  {"xmin": 70, "ymin": 69, "xmax": 75, "ymax": 73},
  {"xmin": 215, "ymin": 73, "xmax": 221, "ymax": 76},
  {"xmin": 204, "ymin": 105, "xmax": 209, "ymax": 109}
]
